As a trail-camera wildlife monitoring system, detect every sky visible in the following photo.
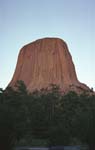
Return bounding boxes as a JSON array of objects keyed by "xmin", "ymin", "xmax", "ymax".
[{"xmin": 0, "ymin": 0, "xmax": 95, "ymax": 90}]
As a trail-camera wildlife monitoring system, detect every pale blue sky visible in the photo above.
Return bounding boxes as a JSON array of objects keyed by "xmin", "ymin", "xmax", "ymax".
[{"xmin": 0, "ymin": 0, "xmax": 95, "ymax": 89}]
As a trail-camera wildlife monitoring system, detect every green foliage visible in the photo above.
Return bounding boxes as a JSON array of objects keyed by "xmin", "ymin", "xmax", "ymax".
[
  {"xmin": 0, "ymin": 81, "xmax": 95, "ymax": 150},
  {"xmin": 73, "ymin": 94, "xmax": 95, "ymax": 149},
  {"xmin": 0, "ymin": 81, "xmax": 29, "ymax": 150}
]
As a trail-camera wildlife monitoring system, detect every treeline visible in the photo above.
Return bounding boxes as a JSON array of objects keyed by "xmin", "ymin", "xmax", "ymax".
[{"xmin": 0, "ymin": 81, "xmax": 95, "ymax": 150}]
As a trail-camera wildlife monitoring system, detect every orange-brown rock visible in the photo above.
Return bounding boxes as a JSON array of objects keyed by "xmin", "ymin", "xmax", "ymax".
[{"xmin": 8, "ymin": 38, "xmax": 90, "ymax": 93}]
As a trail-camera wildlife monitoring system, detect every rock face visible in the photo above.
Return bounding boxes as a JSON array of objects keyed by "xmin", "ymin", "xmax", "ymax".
[{"xmin": 9, "ymin": 38, "xmax": 90, "ymax": 93}]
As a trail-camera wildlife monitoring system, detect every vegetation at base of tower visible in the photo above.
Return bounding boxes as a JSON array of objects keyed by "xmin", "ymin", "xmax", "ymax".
[{"xmin": 0, "ymin": 81, "xmax": 95, "ymax": 150}]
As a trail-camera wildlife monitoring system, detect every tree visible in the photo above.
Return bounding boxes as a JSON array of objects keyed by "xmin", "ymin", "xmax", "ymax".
[
  {"xmin": 0, "ymin": 88, "xmax": 16, "ymax": 150},
  {"xmin": 73, "ymin": 93, "xmax": 95, "ymax": 150},
  {"xmin": 0, "ymin": 81, "xmax": 30, "ymax": 150},
  {"xmin": 49, "ymin": 91, "xmax": 79, "ymax": 145},
  {"xmin": 1, "ymin": 81, "xmax": 95, "ymax": 149}
]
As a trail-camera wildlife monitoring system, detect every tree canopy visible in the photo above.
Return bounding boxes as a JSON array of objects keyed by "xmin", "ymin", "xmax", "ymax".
[{"xmin": 0, "ymin": 81, "xmax": 95, "ymax": 150}]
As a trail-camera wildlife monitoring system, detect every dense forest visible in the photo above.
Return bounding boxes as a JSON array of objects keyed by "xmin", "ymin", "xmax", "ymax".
[{"xmin": 0, "ymin": 81, "xmax": 95, "ymax": 150}]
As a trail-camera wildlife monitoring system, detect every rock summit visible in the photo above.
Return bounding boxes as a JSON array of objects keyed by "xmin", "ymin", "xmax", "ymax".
[{"xmin": 9, "ymin": 38, "xmax": 90, "ymax": 93}]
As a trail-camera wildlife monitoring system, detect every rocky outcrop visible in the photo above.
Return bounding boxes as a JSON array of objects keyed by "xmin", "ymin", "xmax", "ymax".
[{"xmin": 8, "ymin": 38, "xmax": 90, "ymax": 93}]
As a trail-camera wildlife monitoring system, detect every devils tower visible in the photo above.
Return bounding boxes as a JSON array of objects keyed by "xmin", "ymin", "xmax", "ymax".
[{"xmin": 9, "ymin": 38, "xmax": 90, "ymax": 93}]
